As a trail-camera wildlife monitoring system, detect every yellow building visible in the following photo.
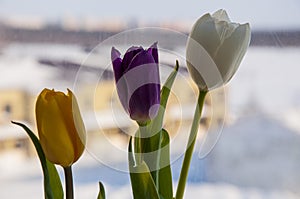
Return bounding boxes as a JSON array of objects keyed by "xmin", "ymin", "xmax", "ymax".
[
  {"xmin": 0, "ymin": 89, "xmax": 36, "ymax": 156},
  {"xmin": 77, "ymin": 76, "xmax": 227, "ymax": 138},
  {"xmin": 0, "ymin": 76, "xmax": 227, "ymax": 157},
  {"xmin": 0, "ymin": 89, "xmax": 31, "ymax": 124}
]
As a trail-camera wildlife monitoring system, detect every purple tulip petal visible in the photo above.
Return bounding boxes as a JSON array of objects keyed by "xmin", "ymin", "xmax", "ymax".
[
  {"xmin": 116, "ymin": 82, "xmax": 129, "ymax": 115},
  {"xmin": 125, "ymin": 50, "xmax": 160, "ymax": 122},
  {"xmin": 129, "ymin": 84, "xmax": 160, "ymax": 122},
  {"xmin": 111, "ymin": 47, "xmax": 123, "ymax": 82},
  {"xmin": 111, "ymin": 43, "xmax": 161, "ymax": 123},
  {"xmin": 149, "ymin": 42, "xmax": 158, "ymax": 64},
  {"xmin": 122, "ymin": 46, "xmax": 143, "ymax": 71},
  {"xmin": 125, "ymin": 49, "xmax": 160, "ymax": 87},
  {"xmin": 125, "ymin": 49, "xmax": 156, "ymax": 72}
]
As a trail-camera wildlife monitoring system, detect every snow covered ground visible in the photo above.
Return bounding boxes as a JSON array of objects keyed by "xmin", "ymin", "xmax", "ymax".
[
  {"xmin": 1, "ymin": 44, "xmax": 300, "ymax": 198},
  {"xmin": 1, "ymin": 148, "xmax": 299, "ymax": 199},
  {"xmin": 0, "ymin": 125, "xmax": 300, "ymax": 199},
  {"xmin": 1, "ymin": 112, "xmax": 300, "ymax": 198},
  {"xmin": 229, "ymin": 47, "xmax": 300, "ymax": 118}
]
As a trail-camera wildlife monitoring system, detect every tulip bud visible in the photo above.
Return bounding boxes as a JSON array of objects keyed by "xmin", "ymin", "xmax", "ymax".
[
  {"xmin": 186, "ymin": 9, "xmax": 251, "ymax": 91},
  {"xmin": 35, "ymin": 88, "xmax": 86, "ymax": 167},
  {"xmin": 111, "ymin": 43, "xmax": 160, "ymax": 124}
]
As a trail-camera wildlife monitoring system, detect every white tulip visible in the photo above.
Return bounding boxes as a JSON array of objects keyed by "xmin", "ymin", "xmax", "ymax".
[{"xmin": 186, "ymin": 9, "xmax": 251, "ymax": 91}]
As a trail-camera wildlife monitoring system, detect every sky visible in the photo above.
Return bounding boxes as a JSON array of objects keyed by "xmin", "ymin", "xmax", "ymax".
[{"xmin": 0, "ymin": 0, "xmax": 300, "ymax": 30}]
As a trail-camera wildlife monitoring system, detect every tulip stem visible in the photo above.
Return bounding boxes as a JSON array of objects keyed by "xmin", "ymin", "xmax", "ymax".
[
  {"xmin": 134, "ymin": 128, "xmax": 142, "ymax": 165},
  {"xmin": 175, "ymin": 90, "xmax": 207, "ymax": 199},
  {"xmin": 64, "ymin": 166, "xmax": 74, "ymax": 199}
]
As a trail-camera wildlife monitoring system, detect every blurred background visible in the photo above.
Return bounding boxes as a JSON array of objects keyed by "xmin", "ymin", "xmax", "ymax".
[{"xmin": 1, "ymin": 0, "xmax": 300, "ymax": 198}]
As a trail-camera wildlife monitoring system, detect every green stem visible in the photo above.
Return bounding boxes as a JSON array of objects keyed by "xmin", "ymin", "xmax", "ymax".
[
  {"xmin": 175, "ymin": 90, "xmax": 207, "ymax": 199},
  {"xmin": 135, "ymin": 122, "xmax": 148, "ymax": 165},
  {"xmin": 154, "ymin": 129, "xmax": 162, "ymax": 187},
  {"xmin": 63, "ymin": 166, "xmax": 74, "ymax": 199},
  {"xmin": 134, "ymin": 127, "xmax": 142, "ymax": 165}
]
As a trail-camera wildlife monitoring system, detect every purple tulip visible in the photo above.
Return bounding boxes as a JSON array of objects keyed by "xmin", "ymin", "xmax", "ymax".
[{"xmin": 111, "ymin": 43, "xmax": 160, "ymax": 124}]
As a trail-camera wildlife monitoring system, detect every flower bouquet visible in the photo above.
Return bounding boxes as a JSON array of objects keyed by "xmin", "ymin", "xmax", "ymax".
[{"xmin": 12, "ymin": 9, "xmax": 250, "ymax": 199}]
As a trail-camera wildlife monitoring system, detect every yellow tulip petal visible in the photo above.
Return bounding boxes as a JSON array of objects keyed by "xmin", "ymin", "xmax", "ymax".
[
  {"xmin": 35, "ymin": 88, "xmax": 86, "ymax": 167},
  {"xmin": 37, "ymin": 92, "xmax": 74, "ymax": 166},
  {"xmin": 67, "ymin": 89, "xmax": 86, "ymax": 162}
]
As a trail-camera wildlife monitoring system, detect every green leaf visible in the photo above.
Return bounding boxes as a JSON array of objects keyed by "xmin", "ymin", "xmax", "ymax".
[
  {"xmin": 157, "ymin": 129, "xmax": 173, "ymax": 199},
  {"xmin": 141, "ymin": 130, "xmax": 161, "ymax": 171},
  {"xmin": 46, "ymin": 160, "xmax": 64, "ymax": 199},
  {"xmin": 12, "ymin": 121, "xmax": 63, "ymax": 199},
  {"xmin": 142, "ymin": 129, "xmax": 173, "ymax": 199},
  {"xmin": 128, "ymin": 137, "xmax": 160, "ymax": 199},
  {"xmin": 150, "ymin": 60, "xmax": 179, "ymax": 134},
  {"xmin": 97, "ymin": 182, "xmax": 106, "ymax": 199}
]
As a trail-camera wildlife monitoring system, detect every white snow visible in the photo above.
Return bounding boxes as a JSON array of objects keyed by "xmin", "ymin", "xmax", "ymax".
[
  {"xmin": 2, "ymin": 112, "xmax": 300, "ymax": 198},
  {"xmin": 1, "ymin": 152, "xmax": 299, "ymax": 199},
  {"xmin": 0, "ymin": 124, "xmax": 27, "ymax": 141},
  {"xmin": 229, "ymin": 47, "xmax": 300, "ymax": 118},
  {"xmin": 1, "ymin": 44, "xmax": 300, "ymax": 198},
  {"xmin": 205, "ymin": 113, "xmax": 300, "ymax": 193}
]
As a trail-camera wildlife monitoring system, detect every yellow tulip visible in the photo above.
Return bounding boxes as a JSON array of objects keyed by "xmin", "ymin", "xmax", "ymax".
[
  {"xmin": 36, "ymin": 88, "xmax": 86, "ymax": 167},
  {"xmin": 186, "ymin": 9, "xmax": 251, "ymax": 91}
]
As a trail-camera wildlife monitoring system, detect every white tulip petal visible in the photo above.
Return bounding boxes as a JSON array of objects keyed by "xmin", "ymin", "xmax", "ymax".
[
  {"xmin": 214, "ymin": 23, "xmax": 251, "ymax": 82},
  {"xmin": 229, "ymin": 23, "xmax": 251, "ymax": 79},
  {"xmin": 190, "ymin": 13, "xmax": 221, "ymax": 59},
  {"xmin": 212, "ymin": 9, "xmax": 231, "ymax": 22},
  {"xmin": 186, "ymin": 10, "xmax": 251, "ymax": 91},
  {"xmin": 215, "ymin": 21, "xmax": 238, "ymax": 45},
  {"xmin": 186, "ymin": 36, "xmax": 224, "ymax": 91}
]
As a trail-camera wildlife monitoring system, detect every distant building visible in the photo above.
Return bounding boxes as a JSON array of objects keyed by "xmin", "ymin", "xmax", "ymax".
[
  {"xmin": 0, "ymin": 70, "xmax": 227, "ymax": 156},
  {"xmin": 0, "ymin": 89, "xmax": 36, "ymax": 156}
]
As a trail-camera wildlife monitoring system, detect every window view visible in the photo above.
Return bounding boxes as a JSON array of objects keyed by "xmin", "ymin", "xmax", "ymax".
[{"xmin": 0, "ymin": 1, "xmax": 300, "ymax": 198}]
